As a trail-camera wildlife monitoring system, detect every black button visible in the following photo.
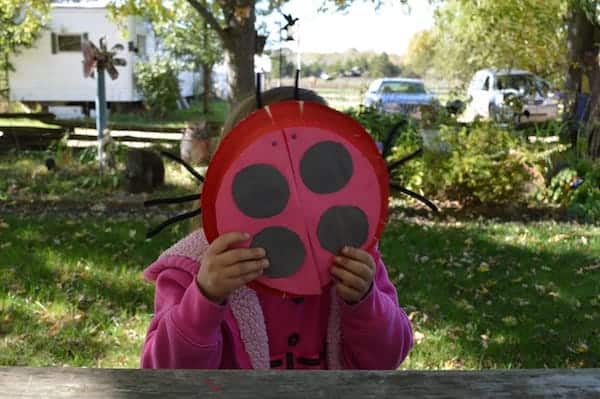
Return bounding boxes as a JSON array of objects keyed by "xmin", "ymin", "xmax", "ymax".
[
  {"xmin": 288, "ymin": 333, "xmax": 300, "ymax": 347},
  {"xmin": 291, "ymin": 297, "xmax": 304, "ymax": 304}
]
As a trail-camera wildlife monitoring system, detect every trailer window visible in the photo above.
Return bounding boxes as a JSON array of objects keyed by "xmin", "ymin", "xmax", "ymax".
[{"xmin": 57, "ymin": 34, "xmax": 83, "ymax": 52}]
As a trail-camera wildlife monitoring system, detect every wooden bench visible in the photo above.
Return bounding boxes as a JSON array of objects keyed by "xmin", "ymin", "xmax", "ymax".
[{"xmin": 1, "ymin": 368, "xmax": 599, "ymax": 398}]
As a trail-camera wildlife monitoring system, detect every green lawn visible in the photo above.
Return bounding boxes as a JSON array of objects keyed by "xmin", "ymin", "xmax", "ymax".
[
  {"xmin": 0, "ymin": 100, "xmax": 228, "ymax": 131},
  {"xmin": 0, "ymin": 212, "xmax": 598, "ymax": 368},
  {"xmin": 0, "ymin": 118, "xmax": 61, "ymax": 129},
  {"xmin": 0, "ymin": 151, "xmax": 200, "ymax": 205},
  {"xmin": 65, "ymin": 100, "xmax": 228, "ymax": 130}
]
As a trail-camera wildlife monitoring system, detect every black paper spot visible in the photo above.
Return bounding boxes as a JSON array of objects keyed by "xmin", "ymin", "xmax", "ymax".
[
  {"xmin": 300, "ymin": 141, "xmax": 353, "ymax": 194},
  {"xmin": 317, "ymin": 206, "xmax": 369, "ymax": 254},
  {"xmin": 251, "ymin": 227, "xmax": 306, "ymax": 278},
  {"xmin": 232, "ymin": 164, "xmax": 290, "ymax": 218}
]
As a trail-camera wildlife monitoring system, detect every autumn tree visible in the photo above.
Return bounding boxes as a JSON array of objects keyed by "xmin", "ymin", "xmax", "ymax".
[
  {"xmin": 0, "ymin": 0, "xmax": 49, "ymax": 103},
  {"xmin": 402, "ymin": 29, "xmax": 436, "ymax": 78},
  {"xmin": 404, "ymin": 0, "xmax": 566, "ymax": 84},
  {"xmin": 146, "ymin": 0, "xmax": 222, "ymax": 114},
  {"xmin": 111, "ymin": 0, "xmax": 406, "ymax": 105}
]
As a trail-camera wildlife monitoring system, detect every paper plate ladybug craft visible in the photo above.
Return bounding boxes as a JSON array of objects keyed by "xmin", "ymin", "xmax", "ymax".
[{"xmin": 145, "ymin": 74, "xmax": 437, "ymax": 298}]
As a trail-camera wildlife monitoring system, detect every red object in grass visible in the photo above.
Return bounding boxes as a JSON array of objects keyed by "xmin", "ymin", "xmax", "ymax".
[{"xmin": 202, "ymin": 100, "xmax": 389, "ymax": 297}]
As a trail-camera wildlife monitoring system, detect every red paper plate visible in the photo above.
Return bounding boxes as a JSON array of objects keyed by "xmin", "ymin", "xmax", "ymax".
[{"xmin": 202, "ymin": 100, "xmax": 389, "ymax": 297}]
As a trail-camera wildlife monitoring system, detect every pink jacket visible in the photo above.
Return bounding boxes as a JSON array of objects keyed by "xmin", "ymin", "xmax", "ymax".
[{"xmin": 140, "ymin": 229, "xmax": 413, "ymax": 369}]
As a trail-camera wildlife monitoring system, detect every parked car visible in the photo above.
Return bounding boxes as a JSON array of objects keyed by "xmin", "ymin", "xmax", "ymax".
[
  {"xmin": 363, "ymin": 78, "xmax": 437, "ymax": 117},
  {"xmin": 462, "ymin": 68, "xmax": 559, "ymax": 123}
]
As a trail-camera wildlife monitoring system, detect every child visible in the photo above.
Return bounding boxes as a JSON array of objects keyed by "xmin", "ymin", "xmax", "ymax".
[{"xmin": 140, "ymin": 87, "xmax": 413, "ymax": 370}]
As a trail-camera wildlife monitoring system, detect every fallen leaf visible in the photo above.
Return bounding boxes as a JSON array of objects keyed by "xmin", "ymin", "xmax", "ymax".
[
  {"xmin": 534, "ymin": 284, "xmax": 546, "ymax": 294},
  {"xmin": 584, "ymin": 264, "xmax": 600, "ymax": 272},
  {"xmin": 413, "ymin": 331, "xmax": 425, "ymax": 344},
  {"xmin": 502, "ymin": 315, "xmax": 518, "ymax": 326},
  {"xmin": 478, "ymin": 262, "xmax": 490, "ymax": 273},
  {"xmin": 91, "ymin": 203, "xmax": 106, "ymax": 212},
  {"xmin": 549, "ymin": 234, "xmax": 568, "ymax": 243},
  {"xmin": 569, "ymin": 342, "xmax": 589, "ymax": 354}
]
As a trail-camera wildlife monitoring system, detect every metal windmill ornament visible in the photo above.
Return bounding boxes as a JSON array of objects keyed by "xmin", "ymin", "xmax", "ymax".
[
  {"xmin": 82, "ymin": 37, "xmax": 127, "ymax": 166},
  {"xmin": 82, "ymin": 37, "xmax": 126, "ymax": 80}
]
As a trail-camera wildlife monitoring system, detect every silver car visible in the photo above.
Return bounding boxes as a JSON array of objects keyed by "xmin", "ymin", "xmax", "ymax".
[
  {"xmin": 462, "ymin": 69, "xmax": 559, "ymax": 123},
  {"xmin": 363, "ymin": 78, "xmax": 437, "ymax": 117}
]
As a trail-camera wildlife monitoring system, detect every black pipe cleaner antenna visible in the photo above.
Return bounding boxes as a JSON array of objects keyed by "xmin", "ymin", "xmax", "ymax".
[{"xmin": 256, "ymin": 72, "xmax": 263, "ymax": 109}]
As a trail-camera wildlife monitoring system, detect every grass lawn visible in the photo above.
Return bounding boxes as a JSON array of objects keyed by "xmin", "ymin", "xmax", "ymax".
[
  {"xmin": 0, "ymin": 100, "xmax": 227, "ymax": 131},
  {"xmin": 64, "ymin": 100, "xmax": 228, "ymax": 130},
  {"xmin": 0, "ymin": 118, "xmax": 62, "ymax": 129},
  {"xmin": 0, "ymin": 150, "xmax": 200, "ymax": 205},
  {"xmin": 0, "ymin": 212, "xmax": 598, "ymax": 368},
  {"xmin": 382, "ymin": 216, "xmax": 600, "ymax": 369}
]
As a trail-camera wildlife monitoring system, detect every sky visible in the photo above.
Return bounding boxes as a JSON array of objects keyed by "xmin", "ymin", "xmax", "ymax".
[{"xmin": 260, "ymin": 0, "xmax": 435, "ymax": 56}]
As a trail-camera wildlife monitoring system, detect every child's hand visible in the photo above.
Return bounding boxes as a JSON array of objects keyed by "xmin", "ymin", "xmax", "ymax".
[
  {"xmin": 331, "ymin": 246, "xmax": 375, "ymax": 304},
  {"xmin": 197, "ymin": 232, "xmax": 269, "ymax": 304}
]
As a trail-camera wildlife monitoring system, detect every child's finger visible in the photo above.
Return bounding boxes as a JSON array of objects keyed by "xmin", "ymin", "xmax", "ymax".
[
  {"xmin": 331, "ymin": 265, "xmax": 369, "ymax": 293},
  {"xmin": 334, "ymin": 256, "xmax": 372, "ymax": 281},
  {"xmin": 225, "ymin": 259, "xmax": 269, "ymax": 278},
  {"xmin": 231, "ymin": 268, "xmax": 264, "ymax": 287},
  {"xmin": 208, "ymin": 232, "xmax": 250, "ymax": 255},
  {"xmin": 217, "ymin": 247, "xmax": 266, "ymax": 267},
  {"xmin": 341, "ymin": 246, "xmax": 374, "ymax": 268},
  {"xmin": 335, "ymin": 281, "xmax": 362, "ymax": 303}
]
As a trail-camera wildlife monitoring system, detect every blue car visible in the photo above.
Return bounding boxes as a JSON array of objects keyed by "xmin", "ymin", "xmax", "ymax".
[{"xmin": 363, "ymin": 78, "xmax": 437, "ymax": 117}]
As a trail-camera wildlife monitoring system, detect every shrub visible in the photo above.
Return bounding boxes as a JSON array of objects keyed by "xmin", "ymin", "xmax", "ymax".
[
  {"xmin": 544, "ymin": 168, "xmax": 578, "ymax": 205},
  {"xmin": 421, "ymin": 123, "xmax": 538, "ymax": 205},
  {"xmin": 345, "ymin": 106, "xmax": 424, "ymax": 188},
  {"xmin": 345, "ymin": 106, "xmax": 419, "ymax": 144},
  {"xmin": 135, "ymin": 58, "xmax": 180, "ymax": 118},
  {"xmin": 544, "ymin": 159, "xmax": 600, "ymax": 222}
]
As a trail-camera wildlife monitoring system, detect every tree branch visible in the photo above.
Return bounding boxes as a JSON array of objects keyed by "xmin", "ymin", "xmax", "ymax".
[{"xmin": 186, "ymin": 0, "xmax": 224, "ymax": 39}]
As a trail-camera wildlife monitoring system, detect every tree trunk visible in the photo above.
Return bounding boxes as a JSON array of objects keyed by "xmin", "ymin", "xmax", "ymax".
[
  {"xmin": 221, "ymin": 4, "xmax": 256, "ymax": 106},
  {"xmin": 564, "ymin": 5, "xmax": 596, "ymax": 147},
  {"xmin": 186, "ymin": 0, "xmax": 256, "ymax": 106},
  {"xmin": 565, "ymin": 3, "xmax": 600, "ymax": 159},
  {"xmin": 586, "ymin": 73, "xmax": 600, "ymax": 158}
]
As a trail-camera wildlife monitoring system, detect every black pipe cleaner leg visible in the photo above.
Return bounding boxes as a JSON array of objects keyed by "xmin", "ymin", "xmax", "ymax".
[
  {"xmin": 159, "ymin": 151, "xmax": 205, "ymax": 182},
  {"xmin": 390, "ymin": 182, "xmax": 438, "ymax": 213},
  {"xmin": 381, "ymin": 119, "xmax": 409, "ymax": 159},
  {"xmin": 146, "ymin": 208, "xmax": 202, "ymax": 239},
  {"xmin": 256, "ymin": 72, "xmax": 262, "ymax": 109},
  {"xmin": 387, "ymin": 148, "xmax": 423, "ymax": 174},
  {"xmin": 144, "ymin": 193, "xmax": 201, "ymax": 207}
]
